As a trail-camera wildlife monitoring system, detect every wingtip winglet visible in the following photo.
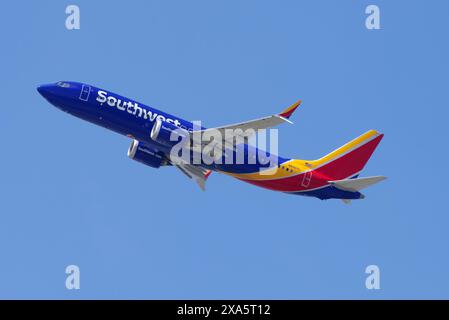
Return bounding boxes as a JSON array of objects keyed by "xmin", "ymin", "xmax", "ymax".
[{"xmin": 279, "ymin": 100, "xmax": 302, "ymax": 119}]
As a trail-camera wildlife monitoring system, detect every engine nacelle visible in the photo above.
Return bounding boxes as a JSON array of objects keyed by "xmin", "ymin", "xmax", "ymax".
[
  {"xmin": 127, "ymin": 139, "xmax": 166, "ymax": 168},
  {"xmin": 150, "ymin": 119, "xmax": 189, "ymax": 147}
]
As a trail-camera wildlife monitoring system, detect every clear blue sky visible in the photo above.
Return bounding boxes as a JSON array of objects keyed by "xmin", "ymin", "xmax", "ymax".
[{"xmin": 0, "ymin": 0, "xmax": 448, "ymax": 299}]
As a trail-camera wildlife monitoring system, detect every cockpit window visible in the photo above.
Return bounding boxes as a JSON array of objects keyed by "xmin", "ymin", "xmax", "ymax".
[{"xmin": 56, "ymin": 81, "xmax": 70, "ymax": 88}]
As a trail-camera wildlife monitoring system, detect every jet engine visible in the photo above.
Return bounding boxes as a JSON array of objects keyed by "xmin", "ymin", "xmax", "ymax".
[
  {"xmin": 127, "ymin": 139, "xmax": 167, "ymax": 168},
  {"xmin": 150, "ymin": 119, "xmax": 189, "ymax": 147}
]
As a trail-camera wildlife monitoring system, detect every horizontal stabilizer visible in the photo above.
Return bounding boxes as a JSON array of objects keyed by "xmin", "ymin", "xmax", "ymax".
[{"xmin": 329, "ymin": 176, "xmax": 386, "ymax": 192}]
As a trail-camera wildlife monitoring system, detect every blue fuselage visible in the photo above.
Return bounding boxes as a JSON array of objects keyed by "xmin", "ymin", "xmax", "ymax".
[
  {"xmin": 37, "ymin": 81, "xmax": 286, "ymax": 174},
  {"xmin": 38, "ymin": 81, "xmax": 192, "ymax": 144},
  {"xmin": 37, "ymin": 81, "xmax": 372, "ymax": 201}
]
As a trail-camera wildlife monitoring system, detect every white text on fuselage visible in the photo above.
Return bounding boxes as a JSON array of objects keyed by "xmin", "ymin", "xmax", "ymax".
[{"xmin": 96, "ymin": 90, "xmax": 182, "ymax": 127}]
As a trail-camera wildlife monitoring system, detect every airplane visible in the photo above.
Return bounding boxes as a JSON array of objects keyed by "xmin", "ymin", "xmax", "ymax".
[{"xmin": 37, "ymin": 81, "xmax": 385, "ymax": 203}]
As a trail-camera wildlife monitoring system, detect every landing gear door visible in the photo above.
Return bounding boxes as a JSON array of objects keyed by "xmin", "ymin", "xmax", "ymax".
[{"xmin": 79, "ymin": 84, "xmax": 91, "ymax": 101}]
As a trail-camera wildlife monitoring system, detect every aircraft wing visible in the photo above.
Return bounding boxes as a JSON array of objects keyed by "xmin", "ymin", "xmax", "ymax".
[
  {"xmin": 193, "ymin": 100, "xmax": 301, "ymax": 149},
  {"xmin": 172, "ymin": 160, "xmax": 212, "ymax": 191}
]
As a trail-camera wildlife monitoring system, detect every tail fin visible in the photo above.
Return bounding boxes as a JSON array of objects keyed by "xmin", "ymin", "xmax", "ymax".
[{"xmin": 312, "ymin": 130, "xmax": 384, "ymax": 180}]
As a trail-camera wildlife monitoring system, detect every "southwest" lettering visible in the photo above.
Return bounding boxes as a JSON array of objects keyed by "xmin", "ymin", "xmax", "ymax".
[{"xmin": 96, "ymin": 90, "xmax": 181, "ymax": 127}]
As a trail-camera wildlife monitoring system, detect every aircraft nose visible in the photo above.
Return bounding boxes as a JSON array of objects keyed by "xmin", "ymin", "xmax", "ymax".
[
  {"xmin": 37, "ymin": 85, "xmax": 45, "ymax": 96},
  {"xmin": 37, "ymin": 83, "xmax": 56, "ymax": 99},
  {"xmin": 37, "ymin": 84, "xmax": 47, "ymax": 96}
]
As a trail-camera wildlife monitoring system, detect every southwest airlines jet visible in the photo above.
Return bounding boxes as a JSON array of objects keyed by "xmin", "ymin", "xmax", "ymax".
[{"xmin": 37, "ymin": 81, "xmax": 385, "ymax": 203}]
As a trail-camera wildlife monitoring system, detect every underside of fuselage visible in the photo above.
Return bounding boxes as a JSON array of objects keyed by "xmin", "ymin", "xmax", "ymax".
[{"xmin": 232, "ymin": 172, "xmax": 363, "ymax": 200}]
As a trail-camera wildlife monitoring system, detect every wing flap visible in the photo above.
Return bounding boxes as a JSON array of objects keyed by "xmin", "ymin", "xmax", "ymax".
[{"xmin": 173, "ymin": 161, "xmax": 212, "ymax": 191}]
